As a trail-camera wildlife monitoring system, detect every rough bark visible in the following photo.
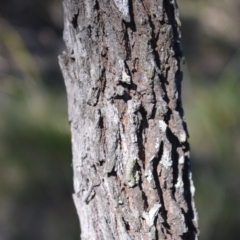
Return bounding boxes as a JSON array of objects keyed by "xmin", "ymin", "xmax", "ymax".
[{"xmin": 59, "ymin": 0, "xmax": 199, "ymax": 239}]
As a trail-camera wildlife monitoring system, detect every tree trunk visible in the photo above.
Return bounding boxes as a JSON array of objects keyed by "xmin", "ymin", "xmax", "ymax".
[{"xmin": 59, "ymin": 0, "xmax": 199, "ymax": 239}]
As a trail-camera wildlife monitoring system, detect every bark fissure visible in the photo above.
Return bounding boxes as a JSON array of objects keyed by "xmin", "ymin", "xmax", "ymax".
[
  {"xmin": 71, "ymin": 14, "xmax": 78, "ymax": 29},
  {"xmin": 60, "ymin": 0, "xmax": 199, "ymax": 239}
]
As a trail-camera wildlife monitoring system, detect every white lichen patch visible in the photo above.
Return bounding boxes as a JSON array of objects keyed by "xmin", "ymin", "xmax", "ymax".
[
  {"xmin": 189, "ymin": 170, "xmax": 196, "ymax": 196},
  {"xmin": 178, "ymin": 132, "xmax": 187, "ymax": 143},
  {"xmin": 122, "ymin": 68, "xmax": 131, "ymax": 84},
  {"xmin": 175, "ymin": 175, "xmax": 184, "ymax": 192},
  {"xmin": 191, "ymin": 184, "xmax": 196, "ymax": 197},
  {"xmin": 158, "ymin": 120, "xmax": 172, "ymax": 168},
  {"xmin": 84, "ymin": 0, "xmax": 93, "ymax": 18},
  {"xmin": 161, "ymin": 146, "xmax": 172, "ymax": 168},
  {"xmin": 179, "ymin": 155, "xmax": 185, "ymax": 164},
  {"xmin": 175, "ymin": 154, "xmax": 185, "ymax": 192},
  {"xmin": 155, "ymin": 137, "xmax": 161, "ymax": 149},
  {"xmin": 114, "ymin": 0, "xmax": 130, "ymax": 19},
  {"xmin": 142, "ymin": 204, "xmax": 161, "ymax": 228},
  {"xmin": 116, "ymin": 85, "xmax": 125, "ymax": 96},
  {"xmin": 159, "ymin": 120, "xmax": 167, "ymax": 132}
]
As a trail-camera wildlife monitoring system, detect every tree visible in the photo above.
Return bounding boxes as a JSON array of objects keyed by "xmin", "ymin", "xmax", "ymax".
[{"xmin": 59, "ymin": 0, "xmax": 199, "ymax": 239}]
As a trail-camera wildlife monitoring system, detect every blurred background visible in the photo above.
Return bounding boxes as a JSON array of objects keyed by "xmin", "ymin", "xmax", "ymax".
[{"xmin": 0, "ymin": 0, "xmax": 239, "ymax": 239}]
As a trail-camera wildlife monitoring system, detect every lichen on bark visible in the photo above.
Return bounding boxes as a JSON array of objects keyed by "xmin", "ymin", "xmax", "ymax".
[{"xmin": 59, "ymin": 0, "xmax": 199, "ymax": 239}]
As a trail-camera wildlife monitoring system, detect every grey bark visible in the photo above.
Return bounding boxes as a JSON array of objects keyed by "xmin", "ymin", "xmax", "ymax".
[{"xmin": 59, "ymin": 0, "xmax": 199, "ymax": 239}]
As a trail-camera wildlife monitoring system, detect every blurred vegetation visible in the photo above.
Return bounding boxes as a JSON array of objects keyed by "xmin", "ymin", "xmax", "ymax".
[
  {"xmin": 179, "ymin": 0, "xmax": 240, "ymax": 239},
  {"xmin": 184, "ymin": 53, "xmax": 240, "ymax": 239},
  {"xmin": 0, "ymin": 1, "xmax": 79, "ymax": 240},
  {"xmin": 0, "ymin": 0, "xmax": 239, "ymax": 239}
]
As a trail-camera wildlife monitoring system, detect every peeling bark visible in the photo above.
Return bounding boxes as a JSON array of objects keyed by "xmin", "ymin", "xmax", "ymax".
[{"xmin": 59, "ymin": 0, "xmax": 199, "ymax": 239}]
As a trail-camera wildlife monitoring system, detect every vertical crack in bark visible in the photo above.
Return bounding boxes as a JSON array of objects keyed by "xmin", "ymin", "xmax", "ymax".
[
  {"xmin": 167, "ymin": 129, "xmax": 180, "ymax": 193},
  {"xmin": 122, "ymin": 0, "xmax": 136, "ymax": 32},
  {"xmin": 122, "ymin": 216, "xmax": 130, "ymax": 231},
  {"xmin": 71, "ymin": 10, "xmax": 79, "ymax": 29},
  {"xmin": 138, "ymin": 106, "xmax": 148, "ymax": 166}
]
